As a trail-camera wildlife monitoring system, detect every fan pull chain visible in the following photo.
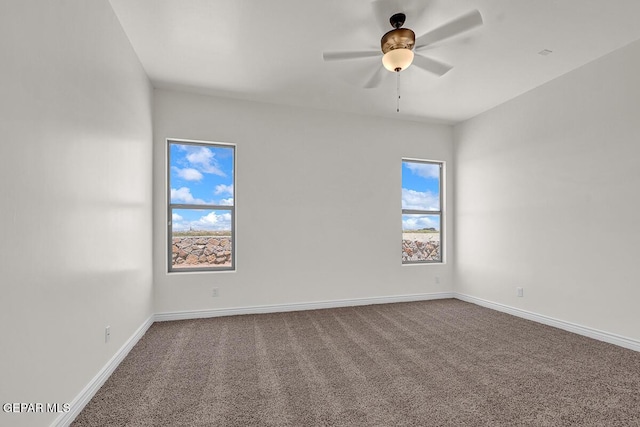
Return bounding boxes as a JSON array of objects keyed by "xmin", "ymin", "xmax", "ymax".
[{"xmin": 396, "ymin": 71, "xmax": 401, "ymax": 113}]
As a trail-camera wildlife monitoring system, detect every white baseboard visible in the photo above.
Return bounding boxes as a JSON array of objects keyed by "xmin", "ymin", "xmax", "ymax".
[
  {"xmin": 51, "ymin": 315, "xmax": 155, "ymax": 427},
  {"xmin": 454, "ymin": 293, "xmax": 640, "ymax": 352},
  {"xmin": 154, "ymin": 292, "xmax": 454, "ymax": 322}
]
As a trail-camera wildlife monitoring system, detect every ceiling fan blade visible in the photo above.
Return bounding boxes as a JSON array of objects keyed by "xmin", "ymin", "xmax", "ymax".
[
  {"xmin": 414, "ymin": 9, "xmax": 483, "ymax": 50},
  {"xmin": 411, "ymin": 54, "xmax": 453, "ymax": 76},
  {"xmin": 363, "ymin": 64, "xmax": 387, "ymax": 88},
  {"xmin": 322, "ymin": 50, "xmax": 381, "ymax": 62}
]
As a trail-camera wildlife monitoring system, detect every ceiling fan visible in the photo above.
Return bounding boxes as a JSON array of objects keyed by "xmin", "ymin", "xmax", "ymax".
[{"xmin": 322, "ymin": 5, "xmax": 483, "ymax": 89}]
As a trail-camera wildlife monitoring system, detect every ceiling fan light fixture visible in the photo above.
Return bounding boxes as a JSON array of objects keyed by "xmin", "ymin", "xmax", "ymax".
[{"xmin": 382, "ymin": 48, "xmax": 414, "ymax": 72}]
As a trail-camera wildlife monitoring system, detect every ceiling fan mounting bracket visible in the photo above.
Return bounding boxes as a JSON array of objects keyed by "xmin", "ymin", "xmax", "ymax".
[{"xmin": 389, "ymin": 13, "xmax": 406, "ymax": 29}]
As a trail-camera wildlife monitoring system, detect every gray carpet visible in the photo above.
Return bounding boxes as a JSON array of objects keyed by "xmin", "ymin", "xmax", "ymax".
[{"xmin": 72, "ymin": 299, "xmax": 640, "ymax": 426}]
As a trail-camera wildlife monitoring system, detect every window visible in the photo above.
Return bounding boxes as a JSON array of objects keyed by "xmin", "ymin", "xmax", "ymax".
[
  {"xmin": 168, "ymin": 139, "xmax": 235, "ymax": 272},
  {"xmin": 402, "ymin": 159, "xmax": 443, "ymax": 263}
]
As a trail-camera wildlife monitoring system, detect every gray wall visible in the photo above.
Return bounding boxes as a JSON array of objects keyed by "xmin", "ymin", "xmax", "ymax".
[
  {"xmin": 454, "ymin": 39, "xmax": 640, "ymax": 341},
  {"xmin": 153, "ymin": 89, "xmax": 454, "ymax": 314},
  {"xmin": 0, "ymin": 1, "xmax": 153, "ymax": 426}
]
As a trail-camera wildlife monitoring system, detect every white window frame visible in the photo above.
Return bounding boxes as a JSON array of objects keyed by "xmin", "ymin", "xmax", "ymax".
[
  {"xmin": 402, "ymin": 158, "xmax": 444, "ymax": 264},
  {"xmin": 167, "ymin": 138, "xmax": 236, "ymax": 273}
]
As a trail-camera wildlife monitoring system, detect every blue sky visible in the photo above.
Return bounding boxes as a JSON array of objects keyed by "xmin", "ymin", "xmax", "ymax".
[
  {"xmin": 402, "ymin": 161, "xmax": 441, "ymax": 231},
  {"xmin": 169, "ymin": 142, "xmax": 234, "ymax": 231}
]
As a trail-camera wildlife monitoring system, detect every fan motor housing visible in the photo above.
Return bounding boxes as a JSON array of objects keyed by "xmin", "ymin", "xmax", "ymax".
[{"xmin": 381, "ymin": 28, "xmax": 416, "ymax": 54}]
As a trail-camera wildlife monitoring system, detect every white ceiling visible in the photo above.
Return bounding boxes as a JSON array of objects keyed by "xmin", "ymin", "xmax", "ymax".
[{"xmin": 109, "ymin": 0, "xmax": 640, "ymax": 124}]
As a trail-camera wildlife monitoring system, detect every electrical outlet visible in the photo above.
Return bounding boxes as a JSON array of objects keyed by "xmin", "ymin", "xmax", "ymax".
[
  {"xmin": 212, "ymin": 288, "xmax": 219, "ymax": 298},
  {"xmin": 105, "ymin": 326, "xmax": 111, "ymax": 343},
  {"xmin": 516, "ymin": 287, "xmax": 524, "ymax": 297}
]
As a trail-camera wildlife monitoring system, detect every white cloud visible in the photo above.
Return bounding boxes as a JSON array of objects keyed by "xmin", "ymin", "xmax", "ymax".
[
  {"xmin": 214, "ymin": 184, "xmax": 234, "ymax": 196},
  {"xmin": 172, "ymin": 213, "xmax": 183, "ymax": 222},
  {"xmin": 172, "ymin": 167, "xmax": 203, "ymax": 181},
  {"xmin": 405, "ymin": 162, "xmax": 440, "ymax": 179},
  {"xmin": 402, "ymin": 188, "xmax": 439, "ymax": 211},
  {"xmin": 170, "ymin": 187, "xmax": 205, "ymax": 204},
  {"xmin": 194, "ymin": 212, "xmax": 231, "ymax": 230},
  {"xmin": 402, "ymin": 215, "xmax": 438, "ymax": 231},
  {"xmin": 184, "ymin": 146, "xmax": 226, "ymax": 176},
  {"xmin": 172, "ymin": 211, "xmax": 232, "ymax": 232},
  {"xmin": 219, "ymin": 198, "xmax": 234, "ymax": 206},
  {"xmin": 198, "ymin": 212, "xmax": 221, "ymax": 226}
]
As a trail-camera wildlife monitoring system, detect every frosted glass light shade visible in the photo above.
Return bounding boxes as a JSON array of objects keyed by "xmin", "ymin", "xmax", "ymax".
[{"xmin": 382, "ymin": 49, "xmax": 414, "ymax": 72}]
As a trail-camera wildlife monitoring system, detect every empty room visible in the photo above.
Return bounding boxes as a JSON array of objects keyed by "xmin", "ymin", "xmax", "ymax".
[{"xmin": 2, "ymin": 0, "xmax": 640, "ymax": 426}]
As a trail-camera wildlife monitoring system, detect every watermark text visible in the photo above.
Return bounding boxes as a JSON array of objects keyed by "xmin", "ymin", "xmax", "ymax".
[{"xmin": 3, "ymin": 403, "xmax": 70, "ymax": 413}]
